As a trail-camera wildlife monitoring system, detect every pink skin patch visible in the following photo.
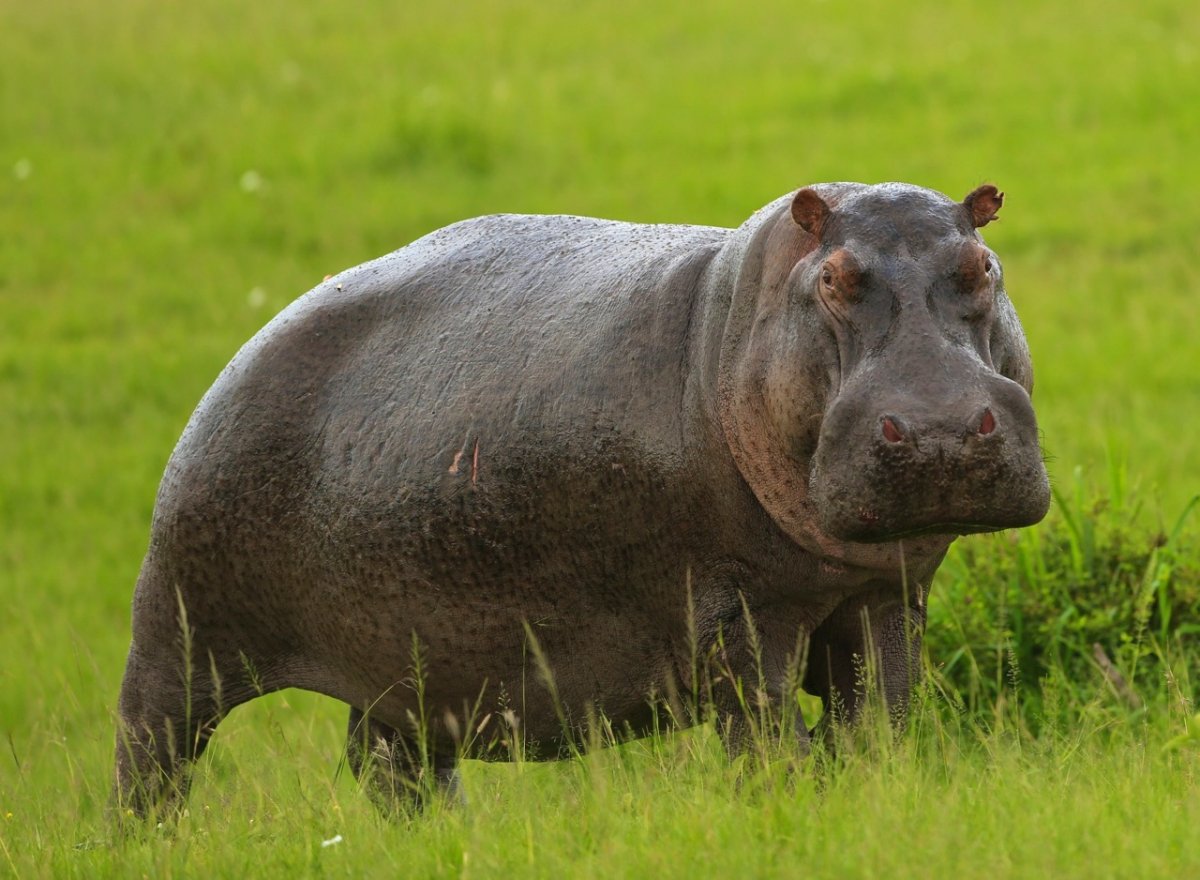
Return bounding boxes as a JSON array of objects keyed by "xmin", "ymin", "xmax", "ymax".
[
  {"xmin": 448, "ymin": 440, "xmax": 481, "ymax": 486},
  {"xmin": 882, "ymin": 417, "xmax": 904, "ymax": 443}
]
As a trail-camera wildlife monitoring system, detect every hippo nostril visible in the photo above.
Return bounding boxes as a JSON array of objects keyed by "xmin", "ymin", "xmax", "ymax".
[
  {"xmin": 881, "ymin": 416, "xmax": 904, "ymax": 444},
  {"xmin": 978, "ymin": 408, "xmax": 996, "ymax": 436}
]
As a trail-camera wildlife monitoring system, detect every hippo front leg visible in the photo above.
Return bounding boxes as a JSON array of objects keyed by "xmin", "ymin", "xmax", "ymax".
[
  {"xmin": 703, "ymin": 604, "xmax": 815, "ymax": 760},
  {"xmin": 803, "ymin": 588, "xmax": 927, "ymax": 739},
  {"xmin": 345, "ymin": 707, "xmax": 462, "ymax": 815}
]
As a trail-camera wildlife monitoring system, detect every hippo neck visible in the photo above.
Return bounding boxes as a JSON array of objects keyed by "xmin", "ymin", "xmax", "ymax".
[{"xmin": 700, "ymin": 195, "xmax": 955, "ymax": 574}]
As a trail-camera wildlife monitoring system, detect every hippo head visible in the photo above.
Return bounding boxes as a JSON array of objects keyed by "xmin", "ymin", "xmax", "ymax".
[{"xmin": 719, "ymin": 182, "xmax": 1050, "ymax": 560}]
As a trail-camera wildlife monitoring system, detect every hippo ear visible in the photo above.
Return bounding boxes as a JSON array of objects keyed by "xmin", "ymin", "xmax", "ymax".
[
  {"xmin": 963, "ymin": 184, "xmax": 1004, "ymax": 228},
  {"xmin": 791, "ymin": 188, "xmax": 831, "ymax": 238}
]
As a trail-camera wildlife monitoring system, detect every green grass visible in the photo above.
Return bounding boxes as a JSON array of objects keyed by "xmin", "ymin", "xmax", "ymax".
[{"xmin": 2, "ymin": 0, "xmax": 1199, "ymax": 876}]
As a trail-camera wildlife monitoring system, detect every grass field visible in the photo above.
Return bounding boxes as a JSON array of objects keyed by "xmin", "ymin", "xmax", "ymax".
[{"xmin": 2, "ymin": 0, "xmax": 1199, "ymax": 876}]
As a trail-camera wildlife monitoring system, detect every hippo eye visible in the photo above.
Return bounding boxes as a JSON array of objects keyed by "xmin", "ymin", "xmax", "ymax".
[{"xmin": 817, "ymin": 252, "xmax": 861, "ymax": 303}]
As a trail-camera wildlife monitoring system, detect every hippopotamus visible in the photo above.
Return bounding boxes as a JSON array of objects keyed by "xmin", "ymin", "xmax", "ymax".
[{"xmin": 114, "ymin": 182, "xmax": 1050, "ymax": 817}]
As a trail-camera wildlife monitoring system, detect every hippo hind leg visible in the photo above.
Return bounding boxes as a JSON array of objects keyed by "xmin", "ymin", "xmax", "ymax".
[
  {"xmin": 345, "ymin": 707, "xmax": 461, "ymax": 815},
  {"xmin": 112, "ymin": 574, "xmax": 267, "ymax": 824},
  {"xmin": 113, "ymin": 646, "xmax": 215, "ymax": 823}
]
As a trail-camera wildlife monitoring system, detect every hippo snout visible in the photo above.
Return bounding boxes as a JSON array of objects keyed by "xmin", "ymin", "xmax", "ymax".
[{"xmin": 810, "ymin": 373, "xmax": 1051, "ymax": 542}]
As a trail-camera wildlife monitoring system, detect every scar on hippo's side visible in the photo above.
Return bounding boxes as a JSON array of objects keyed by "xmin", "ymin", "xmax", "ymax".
[{"xmin": 447, "ymin": 440, "xmax": 480, "ymax": 485}]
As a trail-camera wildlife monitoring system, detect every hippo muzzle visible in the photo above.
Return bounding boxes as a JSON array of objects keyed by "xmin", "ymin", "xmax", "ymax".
[{"xmin": 809, "ymin": 357, "xmax": 1050, "ymax": 542}]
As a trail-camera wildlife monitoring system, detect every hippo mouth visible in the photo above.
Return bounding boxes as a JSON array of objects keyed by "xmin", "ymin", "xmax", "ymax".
[
  {"xmin": 812, "ymin": 461, "xmax": 1052, "ymax": 544},
  {"xmin": 847, "ymin": 517, "xmax": 1023, "ymax": 543}
]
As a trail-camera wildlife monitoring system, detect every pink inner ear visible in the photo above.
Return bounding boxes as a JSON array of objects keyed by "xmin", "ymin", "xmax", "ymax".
[
  {"xmin": 964, "ymin": 185, "xmax": 1004, "ymax": 228},
  {"xmin": 791, "ymin": 188, "xmax": 830, "ymax": 238}
]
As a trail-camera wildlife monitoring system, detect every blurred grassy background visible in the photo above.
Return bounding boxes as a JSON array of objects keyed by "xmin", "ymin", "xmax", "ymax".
[{"xmin": 2, "ymin": 0, "xmax": 1198, "ymax": 873}]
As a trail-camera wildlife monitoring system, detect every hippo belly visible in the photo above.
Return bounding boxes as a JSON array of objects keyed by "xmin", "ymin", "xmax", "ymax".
[{"xmin": 140, "ymin": 214, "xmax": 730, "ymax": 748}]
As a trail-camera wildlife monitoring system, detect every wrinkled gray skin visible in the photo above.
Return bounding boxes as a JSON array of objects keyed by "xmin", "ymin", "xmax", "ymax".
[{"xmin": 114, "ymin": 182, "xmax": 1049, "ymax": 817}]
